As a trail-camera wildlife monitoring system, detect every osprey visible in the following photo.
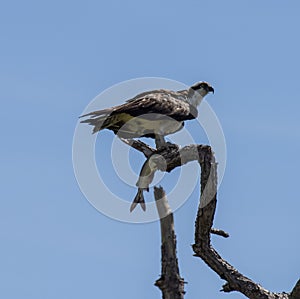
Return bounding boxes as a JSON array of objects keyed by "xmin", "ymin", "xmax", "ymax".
[
  {"xmin": 80, "ymin": 82, "xmax": 214, "ymax": 145},
  {"xmin": 80, "ymin": 81, "xmax": 214, "ymax": 211}
]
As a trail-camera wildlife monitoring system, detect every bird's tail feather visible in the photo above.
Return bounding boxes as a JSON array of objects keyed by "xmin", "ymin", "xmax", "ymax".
[
  {"xmin": 80, "ymin": 108, "xmax": 113, "ymax": 134},
  {"xmin": 79, "ymin": 108, "xmax": 112, "ymax": 119}
]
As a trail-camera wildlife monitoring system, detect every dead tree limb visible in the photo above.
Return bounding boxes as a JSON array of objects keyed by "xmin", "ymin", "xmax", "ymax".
[
  {"xmin": 119, "ymin": 137, "xmax": 154, "ymax": 158},
  {"xmin": 290, "ymin": 279, "xmax": 300, "ymax": 299},
  {"xmin": 124, "ymin": 141, "xmax": 298, "ymax": 298},
  {"xmin": 193, "ymin": 147, "xmax": 296, "ymax": 299},
  {"xmin": 154, "ymin": 186, "xmax": 185, "ymax": 299}
]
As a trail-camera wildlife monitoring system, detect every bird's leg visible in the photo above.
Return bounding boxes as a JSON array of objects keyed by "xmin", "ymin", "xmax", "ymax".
[
  {"xmin": 155, "ymin": 135, "xmax": 166, "ymax": 149},
  {"xmin": 155, "ymin": 135, "xmax": 175, "ymax": 150}
]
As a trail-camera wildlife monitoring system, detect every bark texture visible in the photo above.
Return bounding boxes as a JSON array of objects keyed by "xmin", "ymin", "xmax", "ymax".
[
  {"xmin": 125, "ymin": 140, "xmax": 299, "ymax": 299},
  {"xmin": 154, "ymin": 186, "xmax": 185, "ymax": 299}
]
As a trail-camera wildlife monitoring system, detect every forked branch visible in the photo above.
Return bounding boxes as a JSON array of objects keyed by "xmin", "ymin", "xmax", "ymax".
[
  {"xmin": 193, "ymin": 146, "xmax": 297, "ymax": 299},
  {"xmin": 125, "ymin": 140, "xmax": 298, "ymax": 299}
]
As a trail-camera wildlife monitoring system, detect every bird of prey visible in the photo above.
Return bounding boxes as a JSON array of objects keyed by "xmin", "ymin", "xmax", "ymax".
[
  {"xmin": 80, "ymin": 81, "xmax": 214, "ymax": 211},
  {"xmin": 80, "ymin": 82, "xmax": 214, "ymax": 145}
]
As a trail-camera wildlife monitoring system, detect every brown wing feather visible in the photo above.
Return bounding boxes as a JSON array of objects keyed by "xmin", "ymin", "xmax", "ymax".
[
  {"xmin": 80, "ymin": 89, "xmax": 197, "ymax": 134},
  {"xmin": 111, "ymin": 91, "xmax": 197, "ymax": 120}
]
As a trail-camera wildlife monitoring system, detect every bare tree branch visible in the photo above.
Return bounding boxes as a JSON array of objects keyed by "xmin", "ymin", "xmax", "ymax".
[
  {"xmin": 193, "ymin": 147, "xmax": 293, "ymax": 299},
  {"xmin": 135, "ymin": 144, "xmax": 206, "ymax": 190},
  {"xmin": 123, "ymin": 140, "xmax": 298, "ymax": 298},
  {"xmin": 154, "ymin": 186, "xmax": 185, "ymax": 299},
  {"xmin": 290, "ymin": 279, "xmax": 300, "ymax": 299},
  {"xmin": 119, "ymin": 137, "xmax": 155, "ymax": 157},
  {"xmin": 210, "ymin": 228, "xmax": 229, "ymax": 238}
]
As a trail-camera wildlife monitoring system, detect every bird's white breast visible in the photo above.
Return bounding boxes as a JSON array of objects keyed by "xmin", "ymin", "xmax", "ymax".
[{"xmin": 120, "ymin": 115, "xmax": 183, "ymax": 136}]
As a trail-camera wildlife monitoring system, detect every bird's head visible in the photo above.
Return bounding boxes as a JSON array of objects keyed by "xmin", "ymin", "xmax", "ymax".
[
  {"xmin": 188, "ymin": 81, "xmax": 214, "ymax": 106},
  {"xmin": 191, "ymin": 81, "xmax": 214, "ymax": 96}
]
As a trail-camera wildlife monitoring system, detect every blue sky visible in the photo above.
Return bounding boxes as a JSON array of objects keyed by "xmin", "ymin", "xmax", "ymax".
[{"xmin": 1, "ymin": 1, "xmax": 300, "ymax": 298}]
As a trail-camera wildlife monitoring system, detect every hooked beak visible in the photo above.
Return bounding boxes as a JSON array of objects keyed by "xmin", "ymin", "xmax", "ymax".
[{"xmin": 208, "ymin": 86, "xmax": 214, "ymax": 94}]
